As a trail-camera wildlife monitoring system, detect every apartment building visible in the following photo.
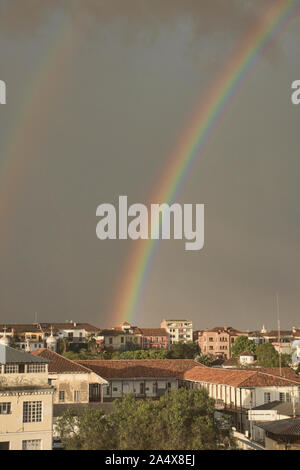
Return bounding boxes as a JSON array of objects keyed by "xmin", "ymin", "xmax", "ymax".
[
  {"xmin": 32, "ymin": 348, "xmax": 108, "ymax": 404},
  {"xmin": 160, "ymin": 319, "xmax": 193, "ymax": 344},
  {"xmin": 198, "ymin": 326, "xmax": 248, "ymax": 359},
  {"xmin": 0, "ymin": 344, "xmax": 54, "ymax": 450}
]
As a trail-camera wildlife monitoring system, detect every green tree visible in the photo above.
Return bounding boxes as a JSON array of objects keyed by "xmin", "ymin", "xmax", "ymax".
[
  {"xmin": 256, "ymin": 343, "xmax": 279, "ymax": 367},
  {"xmin": 195, "ymin": 354, "xmax": 213, "ymax": 367},
  {"xmin": 231, "ymin": 336, "xmax": 256, "ymax": 357},
  {"xmin": 57, "ymin": 389, "xmax": 235, "ymax": 450},
  {"xmin": 57, "ymin": 338, "xmax": 69, "ymax": 355},
  {"xmin": 56, "ymin": 408, "xmax": 116, "ymax": 450},
  {"xmin": 168, "ymin": 341, "xmax": 199, "ymax": 359}
]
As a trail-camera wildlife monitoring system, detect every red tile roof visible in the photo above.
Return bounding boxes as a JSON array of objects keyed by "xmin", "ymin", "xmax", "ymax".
[
  {"xmin": 138, "ymin": 328, "xmax": 168, "ymax": 336},
  {"xmin": 32, "ymin": 348, "xmax": 95, "ymax": 374},
  {"xmin": 76, "ymin": 359, "xmax": 204, "ymax": 379},
  {"xmin": 201, "ymin": 326, "xmax": 246, "ymax": 335},
  {"xmin": 183, "ymin": 367, "xmax": 300, "ymax": 387}
]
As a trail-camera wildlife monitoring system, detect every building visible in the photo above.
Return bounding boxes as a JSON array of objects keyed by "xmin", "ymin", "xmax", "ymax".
[
  {"xmin": 76, "ymin": 359, "xmax": 202, "ymax": 400},
  {"xmin": 0, "ymin": 344, "xmax": 54, "ymax": 450},
  {"xmin": 222, "ymin": 351, "xmax": 257, "ymax": 368},
  {"xmin": 181, "ymin": 366, "xmax": 300, "ymax": 433},
  {"xmin": 32, "ymin": 349, "xmax": 108, "ymax": 404},
  {"xmin": 96, "ymin": 323, "xmax": 142, "ymax": 351},
  {"xmin": 139, "ymin": 328, "xmax": 169, "ymax": 349},
  {"xmin": 96, "ymin": 322, "xmax": 169, "ymax": 351},
  {"xmin": 0, "ymin": 322, "xmax": 100, "ymax": 352},
  {"xmin": 254, "ymin": 418, "xmax": 300, "ymax": 450},
  {"xmin": 198, "ymin": 326, "xmax": 248, "ymax": 359},
  {"xmin": 160, "ymin": 319, "xmax": 193, "ymax": 344}
]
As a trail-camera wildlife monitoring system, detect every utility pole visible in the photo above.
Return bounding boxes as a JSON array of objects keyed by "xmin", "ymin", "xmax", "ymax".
[{"xmin": 276, "ymin": 292, "xmax": 282, "ymax": 377}]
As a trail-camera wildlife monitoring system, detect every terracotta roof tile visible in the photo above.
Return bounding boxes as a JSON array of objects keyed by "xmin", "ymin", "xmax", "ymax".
[
  {"xmin": 183, "ymin": 366, "xmax": 300, "ymax": 387},
  {"xmin": 76, "ymin": 359, "xmax": 204, "ymax": 379},
  {"xmin": 32, "ymin": 348, "xmax": 94, "ymax": 374}
]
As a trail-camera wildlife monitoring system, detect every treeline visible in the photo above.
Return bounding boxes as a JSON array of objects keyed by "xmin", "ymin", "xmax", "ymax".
[
  {"xmin": 62, "ymin": 341, "xmax": 200, "ymax": 361},
  {"xmin": 56, "ymin": 388, "xmax": 236, "ymax": 450},
  {"xmin": 231, "ymin": 336, "xmax": 292, "ymax": 368}
]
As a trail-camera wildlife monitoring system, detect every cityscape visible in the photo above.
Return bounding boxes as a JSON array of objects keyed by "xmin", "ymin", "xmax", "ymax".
[
  {"xmin": 1, "ymin": 319, "xmax": 300, "ymax": 450},
  {"xmin": 0, "ymin": 0, "xmax": 299, "ymax": 457}
]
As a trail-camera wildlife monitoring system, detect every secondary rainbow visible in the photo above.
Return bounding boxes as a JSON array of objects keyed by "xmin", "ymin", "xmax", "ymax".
[
  {"xmin": 0, "ymin": 5, "xmax": 82, "ymax": 257},
  {"xmin": 112, "ymin": 0, "xmax": 300, "ymax": 325}
]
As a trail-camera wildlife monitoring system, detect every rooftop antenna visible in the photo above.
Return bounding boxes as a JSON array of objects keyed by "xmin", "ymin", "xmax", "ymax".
[{"xmin": 276, "ymin": 292, "xmax": 282, "ymax": 377}]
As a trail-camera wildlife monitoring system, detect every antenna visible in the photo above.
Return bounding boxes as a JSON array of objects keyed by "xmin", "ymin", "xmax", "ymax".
[{"xmin": 276, "ymin": 292, "xmax": 282, "ymax": 377}]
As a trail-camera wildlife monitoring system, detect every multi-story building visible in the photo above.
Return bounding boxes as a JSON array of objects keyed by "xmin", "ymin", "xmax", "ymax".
[
  {"xmin": 160, "ymin": 319, "xmax": 193, "ymax": 344},
  {"xmin": 0, "ymin": 343, "xmax": 54, "ymax": 450},
  {"xmin": 96, "ymin": 322, "xmax": 142, "ymax": 350},
  {"xmin": 139, "ymin": 328, "xmax": 169, "ymax": 349},
  {"xmin": 96, "ymin": 322, "xmax": 169, "ymax": 351},
  {"xmin": 198, "ymin": 326, "xmax": 248, "ymax": 359}
]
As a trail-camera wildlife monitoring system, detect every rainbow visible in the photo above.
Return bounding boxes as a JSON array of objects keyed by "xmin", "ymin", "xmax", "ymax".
[
  {"xmin": 112, "ymin": 0, "xmax": 300, "ymax": 325},
  {"xmin": 0, "ymin": 7, "xmax": 82, "ymax": 256}
]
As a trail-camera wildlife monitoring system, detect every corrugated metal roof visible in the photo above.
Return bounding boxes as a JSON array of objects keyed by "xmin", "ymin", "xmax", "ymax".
[
  {"xmin": 256, "ymin": 418, "xmax": 300, "ymax": 436},
  {"xmin": 0, "ymin": 344, "xmax": 49, "ymax": 364}
]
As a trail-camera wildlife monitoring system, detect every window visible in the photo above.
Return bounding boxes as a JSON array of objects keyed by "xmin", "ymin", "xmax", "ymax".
[
  {"xmin": 4, "ymin": 364, "xmax": 18, "ymax": 374},
  {"xmin": 59, "ymin": 391, "xmax": 65, "ymax": 402},
  {"xmin": 23, "ymin": 401, "xmax": 42, "ymax": 423},
  {"xmin": 74, "ymin": 391, "xmax": 80, "ymax": 402},
  {"xmin": 264, "ymin": 392, "xmax": 271, "ymax": 403},
  {"xmin": 27, "ymin": 364, "xmax": 46, "ymax": 373},
  {"xmin": 109, "ymin": 337, "xmax": 113, "ymax": 345},
  {"xmin": 0, "ymin": 442, "xmax": 9, "ymax": 450},
  {"xmin": 280, "ymin": 392, "xmax": 291, "ymax": 403},
  {"xmin": 22, "ymin": 440, "xmax": 41, "ymax": 450},
  {"xmin": 0, "ymin": 403, "xmax": 11, "ymax": 415}
]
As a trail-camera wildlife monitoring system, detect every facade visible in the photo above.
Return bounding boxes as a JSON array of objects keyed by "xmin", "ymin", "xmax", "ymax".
[
  {"xmin": 0, "ymin": 344, "xmax": 54, "ymax": 450},
  {"xmin": 96, "ymin": 323, "xmax": 169, "ymax": 351},
  {"xmin": 160, "ymin": 319, "xmax": 193, "ymax": 344},
  {"xmin": 96, "ymin": 324, "xmax": 142, "ymax": 351},
  {"xmin": 76, "ymin": 359, "xmax": 202, "ymax": 400},
  {"xmin": 32, "ymin": 349, "xmax": 108, "ymax": 404},
  {"xmin": 139, "ymin": 328, "xmax": 169, "ymax": 349},
  {"xmin": 181, "ymin": 366, "xmax": 300, "ymax": 433},
  {"xmin": 198, "ymin": 326, "xmax": 248, "ymax": 359}
]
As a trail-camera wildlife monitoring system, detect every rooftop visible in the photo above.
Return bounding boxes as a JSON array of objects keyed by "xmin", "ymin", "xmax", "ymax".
[
  {"xmin": 0, "ymin": 344, "xmax": 49, "ymax": 365},
  {"xmin": 76, "ymin": 359, "xmax": 204, "ymax": 379},
  {"xmin": 256, "ymin": 418, "xmax": 300, "ymax": 436},
  {"xmin": 252, "ymin": 400, "xmax": 300, "ymax": 416},
  {"xmin": 32, "ymin": 348, "xmax": 98, "ymax": 374},
  {"xmin": 183, "ymin": 367, "xmax": 300, "ymax": 387}
]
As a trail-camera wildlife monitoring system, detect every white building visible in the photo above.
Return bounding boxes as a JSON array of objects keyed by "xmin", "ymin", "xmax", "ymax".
[
  {"xmin": 76, "ymin": 359, "xmax": 201, "ymax": 400},
  {"xmin": 160, "ymin": 319, "xmax": 193, "ymax": 344},
  {"xmin": 182, "ymin": 366, "xmax": 300, "ymax": 433},
  {"xmin": 0, "ymin": 344, "xmax": 54, "ymax": 450}
]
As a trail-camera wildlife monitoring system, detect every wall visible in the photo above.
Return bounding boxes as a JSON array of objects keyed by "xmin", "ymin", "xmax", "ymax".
[{"xmin": 0, "ymin": 390, "xmax": 53, "ymax": 450}]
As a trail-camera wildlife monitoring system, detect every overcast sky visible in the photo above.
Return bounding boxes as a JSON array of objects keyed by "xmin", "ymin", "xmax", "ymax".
[{"xmin": 0, "ymin": 0, "xmax": 299, "ymax": 330}]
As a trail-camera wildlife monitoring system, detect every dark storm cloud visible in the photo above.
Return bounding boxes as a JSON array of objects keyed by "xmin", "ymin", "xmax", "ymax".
[
  {"xmin": 0, "ymin": 0, "xmax": 284, "ymax": 35},
  {"xmin": 0, "ymin": 0, "xmax": 299, "ymax": 330}
]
